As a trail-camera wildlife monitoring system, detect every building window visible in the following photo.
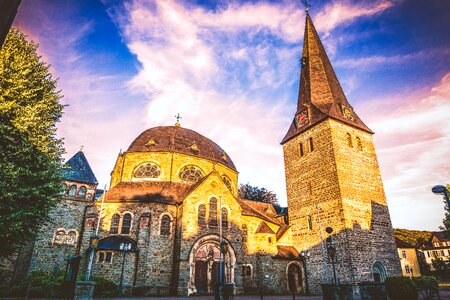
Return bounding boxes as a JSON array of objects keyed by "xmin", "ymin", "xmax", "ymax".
[
  {"xmin": 134, "ymin": 162, "xmax": 161, "ymax": 179},
  {"xmin": 242, "ymin": 224, "xmax": 247, "ymax": 242},
  {"xmin": 242, "ymin": 265, "xmax": 252, "ymax": 278},
  {"xmin": 78, "ymin": 186, "xmax": 87, "ymax": 198},
  {"xmin": 299, "ymin": 143, "xmax": 304, "ymax": 157},
  {"xmin": 356, "ymin": 137, "xmax": 363, "ymax": 151},
  {"xmin": 179, "ymin": 165, "xmax": 204, "ymax": 183},
  {"xmin": 427, "ymin": 252, "xmax": 430, "ymax": 257},
  {"xmin": 105, "ymin": 252, "xmax": 113, "ymax": 263},
  {"xmin": 198, "ymin": 204, "xmax": 206, "ymax": 226},
  {"xmin": 307, "ymin": 215, "xmax": 313, "ymax": 230},
  {"xmin": 160, "ymin": 215, "xmax": 171, "ymax": 236},
  {"xmin": 209, "ymin": 197, "xmax": 218, "ymax": 227},
  {"xmin": 222, "ymin": 176, "xmax": 232, "ymax": 191},
  {"xmin": 121, "ymin": 213, "xmax": 132, "ymax": 235},
  {"xmin": 221, "ymin": 208, "xmax": 228, "ymax": 228},
  {"xmin": 98, "ymin": 252, "xmax": 105, "ymax": 263},
  {"xmin": 405, "ymin": 265, "xmax": 411, "ymax": 274},
  {"xmin": 347, "ymin": 133, "xmax": 353, "ymax": 147},
  {"xmin": 68, "ymin": 185, "xmax": 77, "ymax": 197},
  {"xmin": 268, "ymin": 237, "xmax": 273, "ymax": 244},
  {"xmin": 110, "ymin": 214, "xmax": 120, "ymax": 234},
  {"xmin": 402, "ymin": 250, "xmax": 406, "ymax": 259},
  {"xmin": 309, "ymin": 137, "xmax": 314, "ymax": 152}
]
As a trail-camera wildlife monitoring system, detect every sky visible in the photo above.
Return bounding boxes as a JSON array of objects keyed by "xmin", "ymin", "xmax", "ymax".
[{"xmin": 12, "ymin": 0, "xmax": 450, "ymax": 231}]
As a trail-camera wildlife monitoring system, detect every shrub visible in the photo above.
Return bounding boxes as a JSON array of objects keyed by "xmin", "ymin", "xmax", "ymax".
[
  {"xmin": 412, "ymin": 276, "xmax": 439, "ymax": 300},
  {"xmin": 90, "ymin": 276, "xmax": 118, "ymax": 297},
  {"xmin": 385, "ymin": 276, "xmax": 418, "ymax": 300},
  {"xmin": 8, "ymin": 270, "xmax": 65, "ymax": 297}
]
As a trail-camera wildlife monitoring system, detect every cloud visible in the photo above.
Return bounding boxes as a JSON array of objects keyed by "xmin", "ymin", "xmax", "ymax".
[
  {"xmin": 314, "ymin": 0, "xmax": 394, "ymax": 34},
  {"xmin": 359, "ymin": 72, "xmax": 450, "ymax": 230}
]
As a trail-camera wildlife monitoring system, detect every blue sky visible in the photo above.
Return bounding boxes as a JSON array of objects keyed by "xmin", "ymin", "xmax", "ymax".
[{"xmin": 13, "ymin": 0, "xmax": 450, "ymax": 230}]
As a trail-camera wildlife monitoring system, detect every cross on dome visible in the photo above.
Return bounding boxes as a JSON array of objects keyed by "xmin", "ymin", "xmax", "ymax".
[{"xmin": 175, "ymin": 113, "xmax": 182, "ymax": 127}]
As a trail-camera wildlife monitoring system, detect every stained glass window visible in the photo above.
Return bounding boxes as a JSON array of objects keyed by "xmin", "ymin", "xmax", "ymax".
[
  {"xmin": 198, "ymin": 204, "xmax": 206, "ymax": 226},
  {"xmin": 179, "ymin": 165, "xmax": 203, "ymax": 183},
  {"xmin": 110, "ymin": 214, "xmax": 120, "ymax": 234},
  {"xmin": 134, "ymin": 163, "xmax": 161, "ymax": 178},
  {"xmin": 209, "ymin": 198, "xmax": 218, "ymax": 227},
  {"xmin": 121, "ymin": 213, "xmax": 132, "ymax": 234}
]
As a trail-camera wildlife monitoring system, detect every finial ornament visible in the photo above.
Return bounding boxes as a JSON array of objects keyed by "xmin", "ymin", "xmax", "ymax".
[
  {"xmin": 301, "ymin": 0, "xmax": 311, "ymax": 12},
  {"xmin": 175, "ymin": 113, "xmax": 182, "ymax": 127},
  {"xmin": 80, "ymin": 145, "xmax": 84, "ymax": 152}
]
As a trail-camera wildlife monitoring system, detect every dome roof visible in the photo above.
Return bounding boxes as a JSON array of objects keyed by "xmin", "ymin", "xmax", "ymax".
[{"xmin": 127, "ymin": 126, "xmax": 237, "ymax": 171}]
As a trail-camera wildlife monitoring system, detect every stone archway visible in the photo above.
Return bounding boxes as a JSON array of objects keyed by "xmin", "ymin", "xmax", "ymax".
[
  {"xmin": 372, "ymin": 260, "xmax": 387, "ymax": 283},
  {"xmin": 286, "ymin": 261, "xmax": 306, "ymax": 294},
  {"xmin": 188, "ymin": 235, "xmax": 236, "ymax": 295}
]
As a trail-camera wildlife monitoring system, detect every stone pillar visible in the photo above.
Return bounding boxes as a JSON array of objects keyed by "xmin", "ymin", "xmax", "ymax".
[{"xmin": 74, "ymin": 281, "xmax": 95, "ymax": 300}]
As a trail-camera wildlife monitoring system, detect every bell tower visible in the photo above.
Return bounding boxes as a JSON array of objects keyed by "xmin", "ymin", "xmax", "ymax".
[{"xmin": 281, "ymin": 12, "xmax": 401, "ymax": 292}]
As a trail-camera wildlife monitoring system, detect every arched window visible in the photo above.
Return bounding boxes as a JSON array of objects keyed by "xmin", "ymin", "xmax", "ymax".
[
  {"xmin": 179, "ymin": 165, "xmax": 203, "ymax": 183},
  {"xmin": 134, "ymin": 162, "xmax": 161, "ymax": 178},
  {"xmin": 209, "ymin": 198, "xmax": 218, "ymax": 227},
  {"xmin": 356, "ymin": 137, "xmax": 363, "ymax": 151},
  {"xmin": 121, "ymin": 213, "xmax": 132, "ymax": 235},
  {"xmin": 78, "ymin": 186, "xmax": 87, "ymax": 198},
  {"xmin": 222, "ymin": 176, "xmax": 232, "ymax": 191},
  {"xmin": 198, "ymin": 204, "xmax": 206, "ymax": 226},
  {"xmin": 68, "ymin": 185, "xmax": 77, "ymax": 197},
  {"xmin": 347, "ymin": 133, "xmax": 353, "ymax": 147},
  {"xmin": 242, "ymin": 224, "xmax": 248, "ymax": 242},
  {"xmin": 160, "ymin": 215, "xmax": 171, "ymax": 236},
  {"xmin": 110, "ymin": 214, "xmax": 120, "ymax": 234},
  {"xmin": 221, "ymin": 208, "xmax": 228, "ymax": 228}
]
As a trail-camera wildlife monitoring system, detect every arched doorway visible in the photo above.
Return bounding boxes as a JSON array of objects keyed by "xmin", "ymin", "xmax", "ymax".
[
  {"xmin": 372, "ymin": 261, "xmax": 387, "ymax": 282},
  {"xmin": 188, "ymin": 235, "xmax": 236, "ymax": 295},
  {"xmin": 287, "ymin": 262, "xmax": 305, "ymax": 294}
]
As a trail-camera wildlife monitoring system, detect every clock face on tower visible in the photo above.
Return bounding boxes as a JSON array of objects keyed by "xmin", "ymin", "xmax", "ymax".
[
  {"xmin": 295, "ymin": 110, "xmax": 309, "ymax": 128},
  {"xmin": 341, "ymin": 104, "xmax": 354, "ymax": 121}
]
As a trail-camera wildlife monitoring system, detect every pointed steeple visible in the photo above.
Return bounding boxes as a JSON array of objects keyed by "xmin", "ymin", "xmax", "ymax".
[
  {"xmin": 62, "ymin": 151, "xmax": 98, "ymax": 184},
  {"xmin": 281, "ymin": 13, "xmax": 372, "ymax": 144}
]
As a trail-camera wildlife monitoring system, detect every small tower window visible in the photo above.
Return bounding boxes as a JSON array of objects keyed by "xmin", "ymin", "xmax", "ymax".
[
  {"xmin": 309, "ymin": 137, "xmax": 314, "ymax": 152},
  {"xmin": 307, "ymin": 215, "xmax": 313, "ymax": 230},
  {"xmin": 110, "ymin": 214, "xmax": 120, "ymax": 234},
  {"xmin": 78, "ymin": 186, "xmax": 87, "ymax": 199},
  {"xmin": 299, "ymin": 143, "xmax": 304, "ymax": 157},
  {"xmin": 221, "ymin": 208, "xmax": 228, "ymax": 228},
  {"xmin": 68, "ymin": 185, "xmax": 77, "ymax": 197},
  {"xmin": 356, "ymin": 137, "xmax": 363, "ymax": 151},
  {"xmin": 198, "ymin": 204, "xmax": 206, "ymax": 226},
  {"xmin": 121, "ymin": 213, "xmax": 132, "ymax": 234},
  {"xmin": 347, "ymin": 133, "xmax": 353, "ymax": 147},
  {"xmin": 209, "ymin": 197, "xmax": 218, "ymax": 227},
  {"xmin": 160, "ymin": 215, "xmax": 171, "ymax": 236}
]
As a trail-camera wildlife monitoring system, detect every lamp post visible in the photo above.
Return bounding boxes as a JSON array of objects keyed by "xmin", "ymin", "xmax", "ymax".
[
  {"xmin": 119, "ymin": 243, "xmax": 132, "ymax": 295},
  {"xmin": 300, "ymin": 251, "xmax": 310, "ymax": 296},
  {"xmin": 432, "ymin": 185, "xmax": 450, "ymax": 206},
  {"xmin": 326, "ymin": 227, "xmax": 338, "ymax": 284}
]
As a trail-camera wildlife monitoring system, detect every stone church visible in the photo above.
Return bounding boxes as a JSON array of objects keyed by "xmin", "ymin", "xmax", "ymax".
[{"xmin": 9, "ymin": 12, "xmax": 401, "ymax": 295}]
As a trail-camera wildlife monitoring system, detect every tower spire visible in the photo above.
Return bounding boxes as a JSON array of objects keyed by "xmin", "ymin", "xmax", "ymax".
[{"xmin": 281, "ymin": 13, "xmax": 372, "ymax": 144}]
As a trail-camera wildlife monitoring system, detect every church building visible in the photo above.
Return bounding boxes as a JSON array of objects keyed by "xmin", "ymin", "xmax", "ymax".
[{"xmin": 9, "ymin": 12, "xmax": 401, "ymax": 296}]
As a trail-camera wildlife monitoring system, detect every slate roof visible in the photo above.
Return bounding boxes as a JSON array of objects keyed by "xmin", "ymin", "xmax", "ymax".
[
  {"xmin": 62, "ymin": 151, "xmax": 98, "ymax": 184},
  {"xmin": 127, "ymin": 126, "xmax": 236, "ymax": 171},
  {"xmin": 273, "ymin": 245, "xmax": 300, "ymax": 260},
  {"xmin": 104, "ymin": 181, "xmax": 195, "ymax": 204},
  {"xmin": 237, "ymin": 198, "xmax": 285, "ymax": 226},
  {"xmin": 281, "ymin": 13, "xmax": 372, "ymax": 144}
]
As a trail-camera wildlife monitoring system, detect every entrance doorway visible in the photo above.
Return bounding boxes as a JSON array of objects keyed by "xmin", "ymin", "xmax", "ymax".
[{"xmin": 287, "ymin": 262, "xmax": 305, "ymax": 294}]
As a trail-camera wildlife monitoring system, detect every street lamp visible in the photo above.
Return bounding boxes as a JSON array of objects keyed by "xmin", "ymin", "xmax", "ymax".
[
  {"xmin": 432, "ymin": 185, "xmax": 450, "ymax": 206},
  {"xmin": 326, "ymin": 227, "xmax": 338, "ymax": 284},
  {"xmin": 119, "ymin": 243, "xmax": 132, "ymax": 294},
  {"xmin": 300, "ymin": 251, "xmax": 310, "ymax": 296}
]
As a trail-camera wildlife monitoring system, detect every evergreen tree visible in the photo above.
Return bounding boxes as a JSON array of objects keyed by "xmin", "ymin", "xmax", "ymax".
[
  {"xmin": 441, "ymin": 185, "xmax": 450, "ymax": 239},
  {"xmin": 0, "ymin": 29, "xmax": 64, "ymax": 257},
  {"xmin": 238, "ymin": 183, "xmax": 279, "ymax": 206}
]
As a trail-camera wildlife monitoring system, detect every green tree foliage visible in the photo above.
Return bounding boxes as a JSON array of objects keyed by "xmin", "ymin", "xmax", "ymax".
[
  {"xmin": 238, "ymin": 183, "xmax": 279, "ymax": 206},
  {"xmin": 0, "ymin": 28, "xmax": 64, "ymax": 257},
  {"xmin": 394, "ymin": 229, "xmax": 433, "ymax": 248}
]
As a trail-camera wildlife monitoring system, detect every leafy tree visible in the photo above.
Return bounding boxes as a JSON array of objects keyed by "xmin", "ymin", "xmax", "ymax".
[
  {"xmin": 238, "ymin": 183, "xmax": 279, "ymax": 206},
  {"xmin": 440, "ymin": 185, "xmax": 450, "ymax": 239},
  {"xmin": 0, "ymin": 28, "xmax": 64, "ymax": 257}
]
